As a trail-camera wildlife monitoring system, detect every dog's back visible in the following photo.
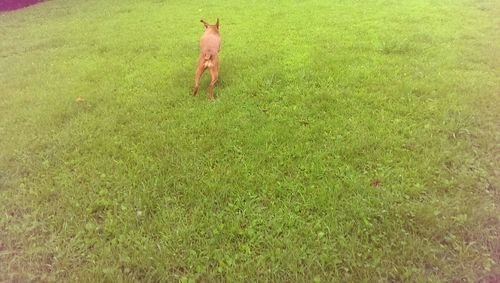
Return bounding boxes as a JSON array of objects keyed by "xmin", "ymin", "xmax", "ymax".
[{"xmin": 200, "ymin": 27, "xmax": 220, "ymax": 67}]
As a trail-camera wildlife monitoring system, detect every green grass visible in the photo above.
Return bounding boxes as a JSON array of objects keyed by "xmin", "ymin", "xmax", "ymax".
[{"xmin": 1, "ymin": 0, "xmax": 499, "ymax": 281}]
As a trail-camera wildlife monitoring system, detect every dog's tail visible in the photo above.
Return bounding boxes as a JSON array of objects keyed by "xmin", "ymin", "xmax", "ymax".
[{"xmin": 203, "ymin": 53, "xmax": 214, "ymax": 68}]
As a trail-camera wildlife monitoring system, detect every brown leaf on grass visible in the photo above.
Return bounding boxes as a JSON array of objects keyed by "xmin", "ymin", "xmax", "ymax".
[
  {"xmin": 371, "ymin": 179, "xmax": 381, "ymax": 187},
  {"xmin": 75, "ymin": 96, "xmax": 84, "ymax": 103}
]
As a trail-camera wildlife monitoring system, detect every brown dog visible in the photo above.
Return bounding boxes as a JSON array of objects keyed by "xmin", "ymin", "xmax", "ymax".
[{"xmin": 193, "ymin": 19, "xmax": 221, "ymax": 99}]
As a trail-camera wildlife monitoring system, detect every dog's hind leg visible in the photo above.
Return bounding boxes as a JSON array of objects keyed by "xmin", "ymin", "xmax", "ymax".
[
  {"xmin": 193, "ymin": 56, "xmax": 206, "ymax": 96},
  {"xmin": 208, "ymin": 65, "xmax": 218, "ymax": 100}
]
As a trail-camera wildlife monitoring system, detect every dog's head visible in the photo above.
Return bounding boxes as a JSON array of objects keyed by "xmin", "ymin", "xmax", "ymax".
[{"xmin": 200, "ymin": 18, "xmax": 220, "ymax": 32}]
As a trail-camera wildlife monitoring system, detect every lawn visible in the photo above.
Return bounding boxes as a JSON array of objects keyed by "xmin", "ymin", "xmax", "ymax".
[{"xmin": 1, "ymin": 0, "xmax": 499, "ymax": 281}]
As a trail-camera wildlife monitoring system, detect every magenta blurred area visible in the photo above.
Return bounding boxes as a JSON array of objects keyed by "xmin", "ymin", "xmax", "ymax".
[{"xmin": 0, "ymin": 0, "xmax": 44, "ymax": 12}]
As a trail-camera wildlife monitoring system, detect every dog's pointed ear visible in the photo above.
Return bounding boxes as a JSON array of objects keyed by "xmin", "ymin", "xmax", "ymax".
[
  {"xmin": 216, "ymin": 18, "xmax": 220, "ymax": 29},
  {"xmin": 200, "ymin": 19, "xmax": 208, "ymax": 28}
]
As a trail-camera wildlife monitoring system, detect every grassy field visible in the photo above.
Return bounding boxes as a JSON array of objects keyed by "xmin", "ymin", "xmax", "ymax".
[{"xmin": 1, "ymin": 0, "xmax": 499, "ymax": 281}]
